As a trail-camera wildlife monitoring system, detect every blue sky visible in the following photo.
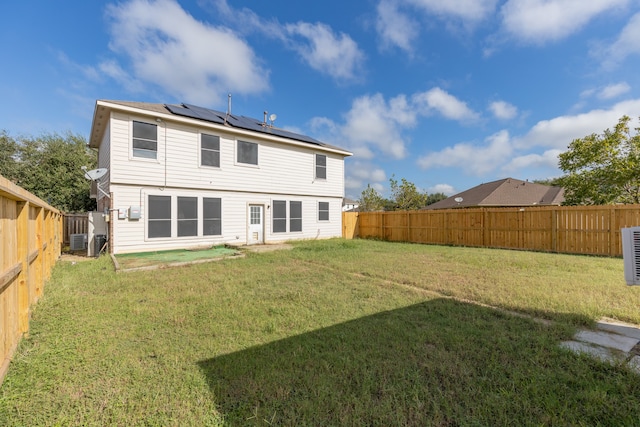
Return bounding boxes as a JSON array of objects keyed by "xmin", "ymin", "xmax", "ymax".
[{"xmin": 2, "ymin": 0, "xmax": 640, "ymax": 200}]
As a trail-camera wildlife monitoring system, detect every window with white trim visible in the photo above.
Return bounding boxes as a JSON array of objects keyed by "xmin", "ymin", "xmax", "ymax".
[
  {"xmin": 273, "ymin": 200, "xmax": 286, "ymax": 233},
  {"xmin": 318, "ymin": 201, "xmax": 329, "ymax": 221},
  {"xmin": 237, "ymin": 140, "xmax": 258, "ymax": 165},
  {"xmin": 177, "ymin": 197, "xmax": 197, "ymax": 237},
  {"xmin": 148, "ymin": 195, "xmax": 171, "ymax": 238},
  {"xmin": 290, "ymin": 201, "xmax": 302, "ymax": 232},
  {"xmin": 203, "ymin": 198, "xmax": 222, "ymax": 236},
  {"xmin": 201, "ymin": 134, "xmax": 220, "ymax": 167},
  {"xmin": 315, "ymin": 154, "xmax": 326, "ymax": 180},
  {"xmin": 133, "ymin": 121, "xmax": 158, "ymax": 159}
]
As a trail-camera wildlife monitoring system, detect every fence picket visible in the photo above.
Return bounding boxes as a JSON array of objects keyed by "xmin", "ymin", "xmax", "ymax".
[{"xmin": 343, "ymin": 205, "xmax": 640, "ymax": 257}]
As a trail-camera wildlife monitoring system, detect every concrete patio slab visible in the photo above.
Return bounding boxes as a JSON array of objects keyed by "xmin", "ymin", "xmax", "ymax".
[
  {"xmin": 560, "ymin": 341, "xmax": 620, "ymax": 364},
  {"xmin": 574, "ymin": 330, "xmax": 639, "ymax": 353},
  {"xmin": 596, "ymin": 320, "xmax": 640, "ymax": 341}
]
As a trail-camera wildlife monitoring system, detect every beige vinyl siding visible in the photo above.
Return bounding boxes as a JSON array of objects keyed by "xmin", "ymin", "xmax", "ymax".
[
  {"xmin": 108, "ymin": 114, "xmax": 345, "ymax": 199},
  {"xmin": 109, "ymin": 184, "xmax": 342, "ymax": 254}
]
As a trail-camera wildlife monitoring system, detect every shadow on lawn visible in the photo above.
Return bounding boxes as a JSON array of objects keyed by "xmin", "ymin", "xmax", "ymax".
[{"xmin": 198, "ymin": 299, "xmax": 638, "ymax": 426}]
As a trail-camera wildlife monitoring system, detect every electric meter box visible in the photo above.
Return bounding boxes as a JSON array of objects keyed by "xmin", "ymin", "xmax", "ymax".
[{"xmin": 129, "ymin": 206, "xmax": 141, "ymax": 220}]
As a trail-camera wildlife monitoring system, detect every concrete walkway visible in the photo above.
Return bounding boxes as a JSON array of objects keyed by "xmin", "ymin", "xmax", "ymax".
[{"xmin": 560, "ymin": 319, "xmax": 640, "ymax": 374}]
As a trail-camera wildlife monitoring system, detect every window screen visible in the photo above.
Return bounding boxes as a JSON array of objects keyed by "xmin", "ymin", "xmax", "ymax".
[
  {"xmin": 203, "ymin": 197, "xmax": 222, "ymax": 236},
  {"xmin": 273, "ymin": 200, "xmax": 286, "ymax": 233},
  {"xmin": 290, "ymin": 201, "xmax": 302, "ymax": 232},
  {"xmin": 237, "ymin": 140, "xmax": 258, "ymax": 165},
  {"xmin": 177, "ymin": 197, "xmax": 197, "ymax": 237},
  {"xmin": 133, "ymin": 121, "xmax": 157, "ymax": 159},
  {"xmin": 201, "ymin": 134, "xmax": 220, "ymax": 167},
  {"xmin": 318, "ymin": 201, "xmax": 329, "ymax": 221},
  {"xmin": 315, "ymin": 154, "xmax": 326, "ymax": 180},
  {"xmin": 148, "ymin": 195, "xmax": 171, "ymax": 238}
]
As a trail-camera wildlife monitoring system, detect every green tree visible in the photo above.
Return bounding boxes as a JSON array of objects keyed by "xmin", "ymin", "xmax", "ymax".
[
  {"xmin": 2, "ymin": 132, "xmax": 97, "ymax": 212},
  {"xmin": 558, "ymin": 115, "xmax": 640, "ymax": 205},
  {"xmin": 533, "ymin": 177, "xmax": 563, "ymax": 187},
  {"xmin": 389, "ymin": 175, "xmax": 428, "ymax": 210},
  {"xmin": 358, "ymin": 184, "xmax": 385, "ymax": 211},
  {"xmin": 425, "ymin": 192, "xmax": 447, "ymax": 206},
  {"xmin": 0, "ymin": 130, "xmax": 19, "ymax": 180}
]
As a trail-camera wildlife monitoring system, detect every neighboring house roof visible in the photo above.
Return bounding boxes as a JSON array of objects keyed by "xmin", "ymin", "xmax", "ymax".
[
  {"xmin": 424, "ymin": 178, "xmax": 565, "ymax": 210},
  {"xmin": 89, "ymin": 100, "xmax": 352, "ymax": 156},
  {"xmin": 342, "ymin": 198, "xmax": 358, "ymax": 206}
]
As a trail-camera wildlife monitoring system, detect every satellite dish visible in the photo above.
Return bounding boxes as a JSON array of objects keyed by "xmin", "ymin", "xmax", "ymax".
[
  {"xmin": 269, "ymin": 113, "xmax": 277, "ymax": 122},
  {"xmin": 84, "ymin": 168, "xmax": 108, "ymax": 181},
  {"xmin": 454, "ymin": 197, "xmax": 463, "ymax": 203}
]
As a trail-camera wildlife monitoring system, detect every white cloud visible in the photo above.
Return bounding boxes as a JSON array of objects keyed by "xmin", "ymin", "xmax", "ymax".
[
  {"xmin": 406, "ymin": 0, "xmax": 499, "ymax": 24},
  {"xmin": 310, "ymin": 88, "xmax": 479, "ymax": 162},
  {"xmin": 598, "ymin": 82, "xmax": 631, "ymax": 99},
  {"xmin": 488, "ymin": 100, "xmax": 518, "ymax": 120},
  {"xmin": 417, "ymin": 130, "xmax": 513, "ymax": 175},
  {"xmin": 502, "ymin": 149, "xmax": 562, "ymax": 173},
  {"xmin": 341, "ymin": 93, "xmax": 414, "ymax": 159},
  {"xmin": 284, "ymin": 22, "xmax": 365, "ymax": 81},
  {"xmin": 376, "ymin": 0, "xmax": 419, "ymax": 53},
  {"xmin": 209, "ymin": 0, "xmax": 365, "ymax": 82},
  {"xmin": 345, "ymin": 161, "xmax": 387, "ymax": 197},
  {"xmin": 598, "ymin": 12, "xmax": 640, "ymax": 68},
  {"xmin": 105, "ymin": 0, "xmax": 268, "ymax": 105},
  {"xmin": 514, "ymin": 98, "xmax": 640, "ymax": 149},
  {"xmin": 428, "ymin": 183, "xmax": 457, "ymax": 195},
  {"xmin": 580, "ymin": 82, "xmax": 631, "ymax": 100},
  {"xmin": 413, "ymin": 87, "xmax": 480, "ymax": 122},
  {"xmin": 500, "ymin": 0, "xmax": 629, "ymax": 44}
]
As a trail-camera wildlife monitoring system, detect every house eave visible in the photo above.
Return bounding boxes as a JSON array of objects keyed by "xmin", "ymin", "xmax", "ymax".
[{"xmin": 89, "ymin": 100, "xmax": 353, "ymax": 157}]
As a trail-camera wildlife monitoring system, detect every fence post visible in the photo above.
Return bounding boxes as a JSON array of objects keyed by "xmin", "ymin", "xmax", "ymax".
[{"xmin": 16, "ymin": 202, "xmax": 29, "ymax": 334}]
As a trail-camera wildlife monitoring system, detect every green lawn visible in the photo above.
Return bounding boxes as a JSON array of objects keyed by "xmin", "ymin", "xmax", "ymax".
[{"xmin": 1, "ymin": 239, "xmax": 640, "ymax": 426}]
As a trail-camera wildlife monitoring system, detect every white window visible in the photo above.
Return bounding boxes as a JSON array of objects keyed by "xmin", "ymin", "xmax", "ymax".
[
  {"xmin": 315, "ymin": 154, "xmax": 326, "ymax": 180},
  {"xmin": 290, "ymin": 201, "xmax": 302, "ymax": 232},
  {"xmin": 318, "ymin": 201, "xmax": 329, "ymax": 221},
  {"xmin": 177, "ymin": 197, "xmax": 197, "ymax": 237},
  {"xmin": 203, "ymin": 198, "xmax": 222, "ymax": 236},
  {"xmin": 133, "ymin": 121, "xmax": 157, "ymax": 159},
  {"xmin": 148, "ymin": 195, "xmax": 171, "ymax": 238},
  {"xmin": 201, "ymin": 134, "xmax": 220, "ymax": 167},
  {"xmin": 273, "ymin": 200, "xmax": 286, "ymax": 233},
  {"xmin": 237, "ymin": 140, "xmax": 258, "ymax": 165}
]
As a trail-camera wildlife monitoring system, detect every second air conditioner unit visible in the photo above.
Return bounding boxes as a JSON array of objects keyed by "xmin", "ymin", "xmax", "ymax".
[{"xmin": 621, "ymin": 226, "xmax": 640, "ymax": 286}]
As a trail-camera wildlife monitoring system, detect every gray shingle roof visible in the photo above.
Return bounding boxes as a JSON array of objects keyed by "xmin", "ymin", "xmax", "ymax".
[{"xmin": 424, "ymin": 178, "xmax": 565, "ymax": 209}]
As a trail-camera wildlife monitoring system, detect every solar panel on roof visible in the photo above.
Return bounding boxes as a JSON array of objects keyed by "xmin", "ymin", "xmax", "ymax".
[
  {"xmin": 182, "ymin": 103, "xmax": 226, "ymax": 124},
  {"xmin": 165, "ymin": 104, "xmax": 201, "ymax": 120},
  {"xmin": 165, "ymin": 103, "xmax": 325, "ymax": 146}
]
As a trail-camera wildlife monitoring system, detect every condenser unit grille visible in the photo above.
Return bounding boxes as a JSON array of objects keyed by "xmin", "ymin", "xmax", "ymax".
[
  {"xmin": 622, "ymin": 227, "xmax": 640, "ymax": 286},
  {"xmin": 70, "ymin": 233, "xmax": 87, "ymax": 251}
]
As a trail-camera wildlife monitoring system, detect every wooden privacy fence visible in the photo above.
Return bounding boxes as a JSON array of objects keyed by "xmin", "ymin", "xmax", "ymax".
[
  {"xmin": 63, "ymin": 213, "xmax": 88, "ymax": 246},
  {"xmin": 343, "ymin": 205, "xmax": 640, "ymax": 257},
  {"xmin": 1, "ymin": 174, "xmax": 62, "ymax": 386}
]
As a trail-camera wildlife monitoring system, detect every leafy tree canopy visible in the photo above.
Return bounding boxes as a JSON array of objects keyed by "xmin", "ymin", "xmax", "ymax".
[
  {"xmin": 0, "ymin": 131, "xmax": 97, "ymax": 212},
  {"xmin": 389, "ymin": 175, "xmax": 428, "ymax": 210},
  {"xmin": 358, "ymin": 184, "xmax": 385, "ymax": 212},
  {"xmin": 558, "ymin": 115, "xmax": 640, "ymax": 205},
  {"xmin": 359, "ymin": 176, "xmax": 447, "ymax": 211}
]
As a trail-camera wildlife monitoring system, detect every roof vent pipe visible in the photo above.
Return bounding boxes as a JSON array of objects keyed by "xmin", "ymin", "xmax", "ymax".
[
  {"xmin": 263, "ymin": 111, "xmax": 268, "ymax": 126},
  {"xmin": 225, "ymin": 93, "xmax": 231, "ymax": 125}
]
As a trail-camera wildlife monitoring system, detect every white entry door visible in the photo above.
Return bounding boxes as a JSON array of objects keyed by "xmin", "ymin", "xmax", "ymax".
[{"xmin": 247, "ymin": 205, "xmax": 264, "ymax": 245}]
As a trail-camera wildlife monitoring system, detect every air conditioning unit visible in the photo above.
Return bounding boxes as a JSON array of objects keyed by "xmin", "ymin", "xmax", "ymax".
[
  {"xmin": 621, "ymin": 226, "xmax": 640, "ymax": 286},
  {"xmin": 70, "ymin": 233, "xmax": 87, "ymax": 251}
]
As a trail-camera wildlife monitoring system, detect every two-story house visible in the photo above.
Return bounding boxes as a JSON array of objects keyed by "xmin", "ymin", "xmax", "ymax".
[{"xmin": 88, "ymin": 100, "xmax": 352, "ymax": 254}]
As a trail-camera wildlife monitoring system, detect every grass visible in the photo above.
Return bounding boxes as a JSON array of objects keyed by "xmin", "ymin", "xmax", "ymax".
[{"xmin": 1, "ymin": 238, "xmax": 640, "ymax": 426}]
